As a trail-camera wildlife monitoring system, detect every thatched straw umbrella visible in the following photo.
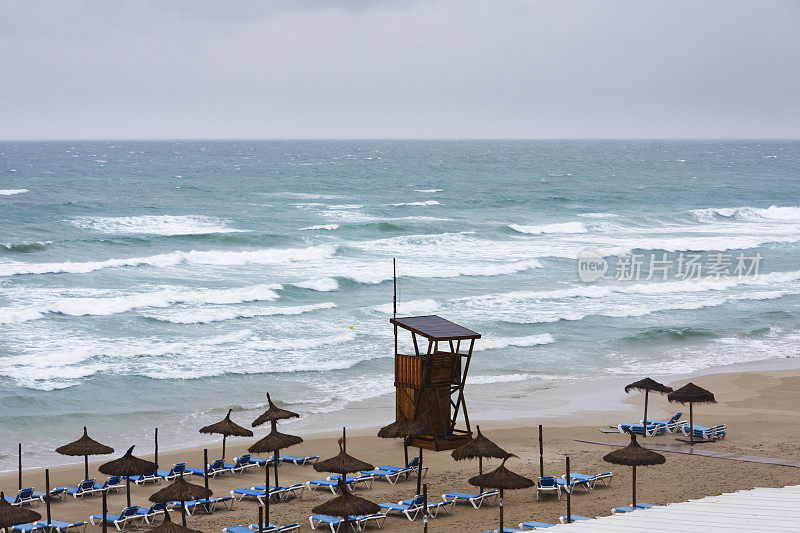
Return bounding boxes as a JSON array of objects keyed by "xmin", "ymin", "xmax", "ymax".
[
  {"xmin": 668, "ymin": 382, "xmax": 716, "ymax": 445},
  {"xmin": 199, "ymin": 409, "xmax": 253, "ymax": 460},
  {"xmin": 452, "ymin": 425, "xmax": 508, "ymax": 493},
  {"xmin": 624, "ymin": 378, "xmax": 673, "ymax": 438},
  {"xmin": 603, "ymin": 431, "xmax": 665, "ymax": 508},
  {"xmin": 100, "ymin": 445, "xmax": 158, "ymax": 508},
  {"xmin": 252, "ymin": 393, "xmax": 300, "ymax": 427},
  {"xmin": 149, "ymin": 474, "xmax": 212, "ymax": 527},
  {"xmin": 469, "ymin": 454, "xmax": 533, "ymax": 533},
  {"xmin": 146, "ymin": 510, "xmax": 202, "ymax": 533},
  {"xmin": 248, "ymin": 420, "xmax": 303, "ymax": 528},
  {"xmin": 314, "ymin": 436, "xmax": 374, "ymax": 477},
  {"xmin": 312, "ymin": 478, "xmax": 380, "ymax": 532},
  {"xmin": 378, "ymin": 411, "xmax": 430, "ymax": 494},
  {"xmin": 0, "ymin": 492, "xmax": 42, "ymax": 530},
  {"xmin": 55, "ymin": 426, "xmax": 114, "ymax": 480}
]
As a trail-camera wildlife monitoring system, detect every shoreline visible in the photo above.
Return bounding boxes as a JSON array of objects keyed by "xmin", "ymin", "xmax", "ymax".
[{"xmin": 5, "ymin": 353, "xmax": 800, "ymax": 475}]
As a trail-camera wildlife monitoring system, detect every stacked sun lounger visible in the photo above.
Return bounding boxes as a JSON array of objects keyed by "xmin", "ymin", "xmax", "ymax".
[
  {"xmin": 12, "ymin": 520, "xmax": 87, "ymax": 532},
  {"xmin": 378, "ymin": 494, "xmax": 454, "ymax": 521},
  {"xmin": 89, "ymin": 506, "xmax": 142, "ymax": 531},
  {"xmin": 442, "ymin": 490, "xmax": 499, "ymax": 508},
  {"xmin": 225, "ymin": 523, "xmax": 300, "ymax": 533}
]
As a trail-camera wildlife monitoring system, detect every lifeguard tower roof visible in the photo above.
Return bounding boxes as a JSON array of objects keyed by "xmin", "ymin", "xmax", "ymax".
[{"xmin": 390, "ymin": 315, "xmax": 481, "ymax": 341}]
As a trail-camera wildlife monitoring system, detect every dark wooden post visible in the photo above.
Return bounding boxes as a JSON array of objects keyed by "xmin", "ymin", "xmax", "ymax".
[
  {"xmin": 416, "ymin": 447, "xmax": 423, "ymax": 495},
  {"xmin": 565, "ymin": 456, "xmax": 572, "ymax": 524},
  {"xmin": 539, "ymin": 424, "xmax": 544, "ymax": 477},
  {"xmin": 422, "ymin": 483, "xmax": 428, "ymax": 533},
  {"xmin": 258, "ymin": 504, "xmax": 264, "ymax": 533},
  {"xmin": 102, "ymin": 490, "xmax": 108, "ymax": 533},
  {"xmin": 342, "ymin": 427, "xmax": 346, "ymax": 452},
  {"xmin": 45, "ymin": 468, "xmax": 51, "ymax": 526},
  {"xmin": 203, "ymin": 448, "xmax": 209, "ymax": 492},
  {"xmin": 84, "ymin": 455, "xmax": 89, "ymax": 481},
  {"xmin": 18, "ymin": 442, "xmax": 22, "ymax": 491},
  {"xmin": 265, "ymin": 460, "xmax": 270, "ymax": 529},
  {"xmin": 478, "ymin": 456, "xmax": 483, "ymax": 493},
  {"xmin": 689, "ymin": 402, "xmax": 694, "ymax": 446},
  {"xmin": 273, "ymin": 449, "xmax": 280, "ymax": 488},
  {"xmin": 154, "ymin": 428, "xmax": 159, "ymax": 467},
  {"xmin": 499, "ymin": 487, "xmax": 505, "ymax": 532},
  {"xmin": 632, "ymin": 465, "xmax": 637, "ymax": 507},
  {"xmin": 643, "ymin": 390, "xmax": 649, "ymax": 438},
  {"xmin": 222, "ymin": 435, "xmax": 227, "ymax": 460},
  {"xmin": 180, "ymin": 498, "xmax": 187, "ymax": 527}
]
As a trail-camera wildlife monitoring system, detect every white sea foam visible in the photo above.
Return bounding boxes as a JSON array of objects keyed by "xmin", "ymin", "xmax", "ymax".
[
  {"xmin": 467, "ymin": 373, "xmax": 536, "ymax": 385},
  {"xmin": 691, "ymin": 206, "xmax": 800, "ymax": 223},
  {"xmin": 0, "ymin": 189, "xmax": 28, "ymax": 196},
  {"xmin": 373, "ymin": 298, "xmax": 440, "ymax": 315},
  {"xmin": 147, "ymin": 302, "xmax": 336, "ymax": 324},
  {"xmin": 272, "ymin": 192, "xmax": 347, "ymax": 200},
  {"xmin": 292, "ymin": 278, "xmax": 339, "ymax": 292},
  {"xmin": 299, "ymin": 224, "xmax": 340, "ymax": 231},
  {"xmin": 0, "ymin": 244, "xmax": 336, "ymax": 277},
  {"xmin": 508, "ymin": 222, "xmax": 588, "ymax": 234},
  {"xmin": 390, "ymin": 200, "xmax": 441, "ymax": 206},
  {"xmin": 414, "ymin": 189, "xmax": 443, "ymax": 193},
  {"xmin": 577, "ymin": 212, "xmax": 618, "ymax": 218},
  {"xmin": 474, "ymin": 334, "xmax": 555, "ymax": 351},
  {"xmin": 327, "ymin": 204, "xmax": 363, "ymax": 209},
  {"xmin": 0, "ymin": 284, "xmax": 283, "ymax": 324},
  {"xmin": 70, "ymin": 215, "xmax": 246, "ymax": 235}
]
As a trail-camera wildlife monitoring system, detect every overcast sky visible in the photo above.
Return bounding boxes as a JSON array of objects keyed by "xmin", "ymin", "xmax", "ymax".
[{"xmin": 2, "ymin": 0, "xmax": 799, "ymax": 140}]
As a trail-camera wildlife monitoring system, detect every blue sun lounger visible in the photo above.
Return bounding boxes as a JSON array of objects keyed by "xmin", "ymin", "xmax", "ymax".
[
  {"xmin": 359, "ymin": 469, "xmax": 401, "ymax": 484},
  {"xmin": 151, "ymin": 462, "xmax": 186, "ymax": 482},
  {"xmin": 90, "ymin": 506, "xmax": 142, "ymax": 530},
  {"xmin": 10, "ymin": 524, "xmax": 47, "ymax": 532},
  {"xmin": 4, "ymin": 488, "xmax": 39, "ymax": 506},
  {"xmin": 32, "ymin": 487, "xmax": 67, "ymax": 502},
  {"xmin": 93, "ymin": 476, "xmax": 124, "ymax": 493},
  {"xmin": 40, "ymin": 519, "xmax": 88, "ymax": 532},
  {"xmin": 225, "ymin": 454, "xmax": 259, "ymax": 473},
  {"xmin": 519, "ymin": 520, "xmax": 556, "ymax": 529},
  {"xmin": 644, "ymin": 412, "xmax": 684, "ymax": 433},
  {"xmin": 185, "ymin": 459, "xmax": 230, "ymax": 478},
  {"xmin": 536, "ymin": 477, "xmax": 560, "ymax": 500},
  {"xmin": 556, "ymin": 476, "xmax": 590, "ymax": 493},
  {"xmin": 328, "ymin": 474, "xmax": 374, "ymax": 490},
  {"xmin": 379, "ymin": 496, "xmax": 428, "ymax": 521},
  {"xmin": 617, "ymin": 422, "xmax": 663, "ymax": 436},
  {"xmin": 352, "ymin": 513, "xmax": 386, "ymax": 530},
  {"xmin": 308, "ymin": 514, "xmax": 350, "ymax": 532},
  {"xmin": 62, "ymin": 479, "xmax": 97, "ymax": 499},
  {"xmin": 442, "ymin": 490, "xmax": 499, "ymax": 508},
  {"xmin": 306, "ymin": 479, "xmax": 352, "ymax": 494},
  {"xmin": 399, "ymin": 495, "xmax": 454, "ymax": 517},
  {"xmin": 681, "ymin": 423, "xmax": 726, "ymax": 440},
  {"xmin": 278, "ymin": 454, "xmax": 318, "ymax": 465},
  {"xmin": 135, "ymin": 503, "xmax": 166, "ymax": 524},
  {"xmin": 247, "ymin": 456, "xmax": 272, "ymax": 467},
  {"xmin": 252, "ymin": 483, "xmax": 305, "ymax": 500}
]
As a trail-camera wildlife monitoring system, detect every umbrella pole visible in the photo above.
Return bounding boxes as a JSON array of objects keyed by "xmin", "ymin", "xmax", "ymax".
[
  {"xmin": 265, "ymin": 459, "xmax": 270, "ymax": 528},
  {"xmin": 565, "ymin": 456, "xmax": 571, "ymax": 524},
  {"xmin": 689, "ymin": 402, "xmax": 694, "ymax": 446},
  {"xmin": 85, "ymin": 454, "xmax": 89, "ymax": 481},
  {"xmin": 45, "ymin": 468, "xmax": 51, "ymax": 526},
  {"xmin": 203, "ymin": 448, "xmax": 209, "ymax": 492},
  {"xmin": 102, "ymin": 490, "xmax": 108, "ymax": 533},
  {"xmin": 181, "ymin": 499, "xmax": 186, "ymax": 527},
  {"xmin": 404, "ymin": 436, "xmax": 409, "ymax": 467},
  {"xmin": 417, "ymin": 447, "xmax": 423, "ymax": 495},
  {"xmin": 258, "ymin": 505, "xmax": 263, "ymax": 533},
  {"xmin": 154, "ymin": 427, "xmax": 159, "ymax": 467},
  {"xmin": 479, "ymin": 456, "xmax": 483, "ymax": 494},
  {"xmin": 18, "ymin": 442, "xmax": 21, "ymax": 491},
  {"xmin": 126, "ymin": 476, "xmax": 132, "ymax": 508},
  {"xmin": 632, "ymin": 465, "xmax": 637, "ymax": 508},
  {"xmin": 342, "ymin": 427, "xmax": 346, "ymax": 452},
  {"xmin": 222, "ymin": 435, "xmax": 227, "ymax": 460},
  {"xmin": 423, "ymin": 483, "xmax": 428, "ymax": 533},
  {"xmin": 539, "ymin": 424, "xmax": 544, "ymax": 477},
  {"xmin": 643, "ymin": 391, "xmax": 649, "ymax": 438},
  {"xmin": 499, "ymin": 487, "xmax": 504, "ymax": 532},
  {"xmin": 273, "ymin": 449, "xmax": 279, "ymax": 488}
]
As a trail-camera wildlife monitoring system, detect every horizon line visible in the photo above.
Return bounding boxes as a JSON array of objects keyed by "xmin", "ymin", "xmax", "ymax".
[{"xmin": 1, "ymin": 137, "xmax": 799, "ymax": 143}]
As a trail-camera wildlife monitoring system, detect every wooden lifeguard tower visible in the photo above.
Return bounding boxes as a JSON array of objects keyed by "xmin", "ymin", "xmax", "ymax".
[{"xmin": 390, "ymin": 314, "xmax": 481, "ymax": 451}]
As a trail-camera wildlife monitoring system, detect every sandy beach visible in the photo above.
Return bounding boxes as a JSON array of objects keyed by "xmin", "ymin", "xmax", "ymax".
[{"xmin": 4, "ymin": 361, "xmax": 800, "ymax": 532}]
